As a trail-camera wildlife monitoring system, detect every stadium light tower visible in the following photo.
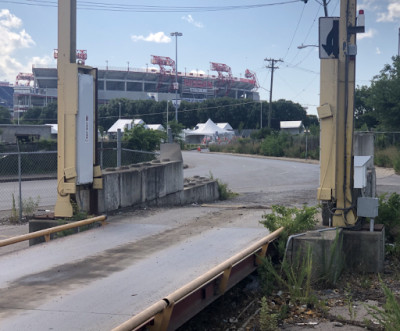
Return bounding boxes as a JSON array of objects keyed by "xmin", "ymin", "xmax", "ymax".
[{"xmin": 170, "ymin": 32, "xmax": 183, "ymax": 122}]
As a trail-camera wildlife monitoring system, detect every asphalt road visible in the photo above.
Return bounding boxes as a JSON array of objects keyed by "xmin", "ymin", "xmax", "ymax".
[{"xmin": 1, "ymin": 152, "xmax": 399, "ymax": 330}]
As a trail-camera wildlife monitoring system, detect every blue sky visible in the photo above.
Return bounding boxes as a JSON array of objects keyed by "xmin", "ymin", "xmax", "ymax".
[{"xmin": 0, "ymin": 0, "xmax": 399, "ymax": 116}]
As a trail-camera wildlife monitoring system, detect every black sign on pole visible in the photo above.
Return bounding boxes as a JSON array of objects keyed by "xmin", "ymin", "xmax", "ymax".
[{"xmin": 319, "ymin": 17, "xmax": 339, "ymax": 59}]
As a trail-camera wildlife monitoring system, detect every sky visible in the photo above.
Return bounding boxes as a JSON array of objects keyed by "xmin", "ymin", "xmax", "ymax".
[{"xmin": 0, "ymin": 0, "xmax": 399, "ymax": 116}]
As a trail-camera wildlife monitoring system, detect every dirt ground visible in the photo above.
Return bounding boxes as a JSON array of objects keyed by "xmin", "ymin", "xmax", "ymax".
[{"xmin": 178, "ymin": 244, "xmax": 399, "ymax": 331}]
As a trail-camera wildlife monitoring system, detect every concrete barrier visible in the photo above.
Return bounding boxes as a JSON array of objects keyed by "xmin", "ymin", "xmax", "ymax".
[{"xmin": 92, "ymin": 161, "xmax": 218, "ymax": 213}]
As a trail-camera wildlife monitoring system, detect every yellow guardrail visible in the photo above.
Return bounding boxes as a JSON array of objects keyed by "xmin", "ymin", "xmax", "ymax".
[
  {"xmin": 0, "ymin": 215, "xmax": 107, "ymax": 247},
  {"xmin": 112, "ymin": 226, "xmax": 284, "ymax": 331}
]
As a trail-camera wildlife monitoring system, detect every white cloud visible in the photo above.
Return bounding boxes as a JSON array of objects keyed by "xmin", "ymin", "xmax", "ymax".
[
  {"xmin": 358, "ymin": 0, "xmax": 380, "ymax": 12},
  {"xmin": 377, "ymin": 2, "xmax": 400, "ymax": 22},
  {"xmin": 131, "ymin": 32, "xmax": 171, "ymax": 43},
  {"xmin": 181, "ymin": 15, "xmax": 204, "ymax": 28},
  {"xmin": 0, "ymin": 9, "xmax": 36, "ymax": 82},
  {"xmin": 357, "ymin": 28, "xmax": 376, "ymax": 40},
  {"xmin": 376, "ymin": 47, "xmax": 381, "ymax": 55}
]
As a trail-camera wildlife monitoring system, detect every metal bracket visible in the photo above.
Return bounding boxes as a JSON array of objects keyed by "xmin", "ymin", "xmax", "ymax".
[
  {"xmin": 218, "ymin": 265, "xmax": 232, "ymax": 294},
  {"xmin": 150, "ymin": 301, "xmax": 175, "ymax": 331}
]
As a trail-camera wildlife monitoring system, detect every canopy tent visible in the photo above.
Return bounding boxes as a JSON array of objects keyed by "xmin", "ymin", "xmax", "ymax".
[
  {"xmin": 107, "ymin": 119, "xmax": 146, "ymax": 133},
  {"xmin": 185, "ymin": 118, "xmax": 234, "ymax": 144}
]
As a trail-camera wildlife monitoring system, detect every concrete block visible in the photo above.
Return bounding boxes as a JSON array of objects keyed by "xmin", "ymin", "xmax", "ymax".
[
  {"xmin": 120, "ymin": 169, "xmax": 141, "ymax": 207},
  {"xmin": 160, "ymin": 143, "xmax": 183, "ymax": 162},
  {"xmin": 142, "ymin": 165, "xmax": 158, "ymax": 201},
  {"xmin": 167, "ymin": 161, "xmax": 184, "ymax": 193},
  {"xmin": 183, "ymin": 181, "xmax": 219, "ymax": 205},
  {"xmin": 343, "ymin": 225, "xmax": 385, "ymax": 273},
  {"xmin": 101, "ymin": 172, "xmax": 121, "ymax": 212},
  {"xmin": 286, "ymin": 228, "xmax": 344, "ymax": 282},
  {"xmin": 29, "ymin": 219, "xmax": 60, "ymax": 246}
]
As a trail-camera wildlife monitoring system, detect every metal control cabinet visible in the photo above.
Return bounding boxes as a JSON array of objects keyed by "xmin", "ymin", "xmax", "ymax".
[{"xmin": 76, "ymin": 73, "xmax": 94, "ymax": 184}]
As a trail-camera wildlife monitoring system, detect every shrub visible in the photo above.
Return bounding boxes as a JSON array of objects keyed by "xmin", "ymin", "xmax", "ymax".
[
  {"xmin": 375, "ymin": 193, "xmax": 400, "ymax": 256},
  {"xmin": 260, "ymin": 205, "xmax": 319, "ymax": 259},
  {"xmin": 260, "ymin": 133, "xmax": 288, "ymax": 157}
]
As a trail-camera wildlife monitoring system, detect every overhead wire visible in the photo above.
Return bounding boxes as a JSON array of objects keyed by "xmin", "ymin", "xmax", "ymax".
[
  {"xmin": 282, "ymin": 2, "xmax": 306, "ymax": 61},
  {"xmin": 0, "ymin": 0, "xmax": 303, "ymax": 12}
]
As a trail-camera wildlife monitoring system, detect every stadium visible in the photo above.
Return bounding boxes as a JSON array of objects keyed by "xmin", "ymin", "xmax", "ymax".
[{"xmin": 12, "ymin": 54, "xmax": 260, "ymax": 118}]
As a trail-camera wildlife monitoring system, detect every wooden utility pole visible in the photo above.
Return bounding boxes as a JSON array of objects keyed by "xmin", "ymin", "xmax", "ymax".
[{"xmin": 264, "ymin": 58, "xmax": 282, "ymax": 128}]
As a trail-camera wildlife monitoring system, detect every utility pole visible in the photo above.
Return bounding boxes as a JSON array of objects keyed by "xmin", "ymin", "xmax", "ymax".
[
  {"xmin": 264, "ymin": 58, "xmax": 282, "ymax": 128},
  {"xmin": 317, "ymin": 0, "xmax": 365, "ymax": 227}
]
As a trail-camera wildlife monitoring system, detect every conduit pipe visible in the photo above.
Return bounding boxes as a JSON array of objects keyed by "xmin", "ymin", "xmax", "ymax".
[{"xmin": 0, "ymin": 215, "xmax": 107, "ymax": 247}]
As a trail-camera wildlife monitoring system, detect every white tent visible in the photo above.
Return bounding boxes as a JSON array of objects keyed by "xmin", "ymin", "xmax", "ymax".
[
  {"xmin": 107, "ymin": 119, "xmax": 146, "ymax": 134},
  {"xmin": 217, "ymin": 123, "xmax": 233, "ymax": 131},
  {"xmin": 185, "ymin": 119, "xmax": 234, "ymax": 144},
  {"xmin": 146, "ymin": 124, "xmax": 165, "ymax": 131}
]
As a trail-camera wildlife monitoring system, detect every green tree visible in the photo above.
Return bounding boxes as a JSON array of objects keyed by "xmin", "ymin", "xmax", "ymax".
[
  {"xmin": 123, "ymin": 124, "xmax": 166, "ymax": 151},
  {"xmin": 354, "ymin": 85, "xmax": 378, "ymax": 129},
  {"xmin": 168, "ymin": 120, "xmax": 184, "ymax": 142},
  {"xmin": 39, "ymin": 102, "xmax": 57, "ymax": 124},
  {"xmin": 368, "ymin": 56, "xmax": 400, "ymax": 131},
  {"xmin": 0, "ymin": 106, "xmax": 12, "ymax": 124},
  {"xmin": 20, "ymin": 107, "xmax": 42, "ymax": 124}
]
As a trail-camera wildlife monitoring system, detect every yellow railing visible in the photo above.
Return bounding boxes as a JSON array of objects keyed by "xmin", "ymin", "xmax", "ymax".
[
  {"xmin": 0, "ymin": 215, "xmax": 107, "ymax": 247},
  {"xmin": 112, "ymin": 227, "xmax": 284, "ymax": 331}
]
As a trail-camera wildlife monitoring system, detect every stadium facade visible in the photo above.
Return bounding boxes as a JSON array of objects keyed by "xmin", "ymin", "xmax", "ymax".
[{"xmin": 12, "ymin": 60, "xmax": 259, "ymax": 119}]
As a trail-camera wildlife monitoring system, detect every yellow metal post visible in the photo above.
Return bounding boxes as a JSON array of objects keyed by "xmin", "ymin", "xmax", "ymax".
[
  {"xmin": 55, "ymin": 1, "xmax": 101, "ymax": 217},
  {"xmin": 318, "ymin": 0, "xmax": 358, "ymax": 227},
  {"xmin": 55, "ymin": 0, "xmax": 77, "ymax": 217}
]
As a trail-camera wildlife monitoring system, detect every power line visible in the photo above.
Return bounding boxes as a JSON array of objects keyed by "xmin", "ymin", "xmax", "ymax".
[{"xmin": 0, "ymin": 0, "xmax": 302, "ymax": 12}]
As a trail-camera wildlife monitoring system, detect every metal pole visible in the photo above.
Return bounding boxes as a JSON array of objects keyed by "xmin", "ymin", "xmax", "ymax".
[
  {"xmin": 260, "ymin": 101, "xmax": 263, "ymax": 129},
  {"xmin": 117, "ymin": 129, "xmax": 121, "ymax": 168},
  {"xmin": 175, "ymin": 34, "xmax": 178, "ymax": 122},
  {"xmin": 305, "ymin": 130, "xmax": 308, "ymax": 159},
  {"xmin": 322, "ymin": 0, "xmax": 328, "ymax": 17},
  {"xmin": 100, "ymin": 135, "xmax": 104, "ymax": 169},
  {"xmin": 171, "ymin": 32, "xmax": 182, "ymax": 122},
  {"xmin": 268, "ymin": 64, "xmax": 274, "ymax": 129},
  {"xmin": 17, "ymin": 141, "xmax": 22, "ymax": 221}
]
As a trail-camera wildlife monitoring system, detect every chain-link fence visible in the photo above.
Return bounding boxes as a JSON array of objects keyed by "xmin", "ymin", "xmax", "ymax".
[{"xmin": 0, "ymin": 141, "xmax": 158, "ymax": 221}]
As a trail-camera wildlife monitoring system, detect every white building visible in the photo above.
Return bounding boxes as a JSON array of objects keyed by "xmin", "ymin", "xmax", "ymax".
[{"xmin": 280, "ymin": 121, "xmax": 304, "ymax": 135}]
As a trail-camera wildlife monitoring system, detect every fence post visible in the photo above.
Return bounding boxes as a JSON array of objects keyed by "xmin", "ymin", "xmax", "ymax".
[
  {"xmin": 17, "ymin": 141, "xmax": 23, "ymax": 222},
  {"xmin": 100, "ymin": 135, "xmax": 104, "ymax": 169},
  {"xmin": 305, "ymin": 131, "xmax": 308, "ymax": 160},
  {"xmin": 117, "ymin": 129, "xmax": 122, "ymax": 168}
]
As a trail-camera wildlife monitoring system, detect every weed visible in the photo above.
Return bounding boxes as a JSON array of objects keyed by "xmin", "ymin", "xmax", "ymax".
[
  {"xmin": 367, "ymin": 277, "xmax": 400, "ymax": 331},
  {"xmin": 259, "ymin": 247, "xmax": 317, "ymax": 307},
  {"xmin": 10, "ymin": 193, "xmax": 18, "ymax": 223},
  {"xmin": 319, "ymin": 229, "xmax": 344, "ymax": 287},
  {"xmin": 209, "ymin": 171, "xmax": 238, "ymax": 200},
  {"xmin": 22, "ymin": 196, "xmax": 40, "ymax": 217},
  {"xmin": 345, "ymin": 283, "xmax": 357, "ymax": 320},
  {"xmin": 259, "ymin": 296, "xmax": 278, "ymax": 331}
]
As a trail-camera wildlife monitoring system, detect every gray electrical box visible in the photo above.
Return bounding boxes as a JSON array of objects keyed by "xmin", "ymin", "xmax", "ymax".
[
  {"xmin": 76, "ymin": 73, "xmax": 94, "ymax": 185},
  {"xmin": 357, "ymin": 197, "xmax": 379, "ymax": 218}
]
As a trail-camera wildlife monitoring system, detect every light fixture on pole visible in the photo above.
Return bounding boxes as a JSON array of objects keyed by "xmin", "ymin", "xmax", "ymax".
[
  {"xmin": 170, "ymin": 32, "xmax": 183, "ymax": 122},
  {"xmin": 297, "ymin": 44, "xmax": 318, "ymax": 49}
]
